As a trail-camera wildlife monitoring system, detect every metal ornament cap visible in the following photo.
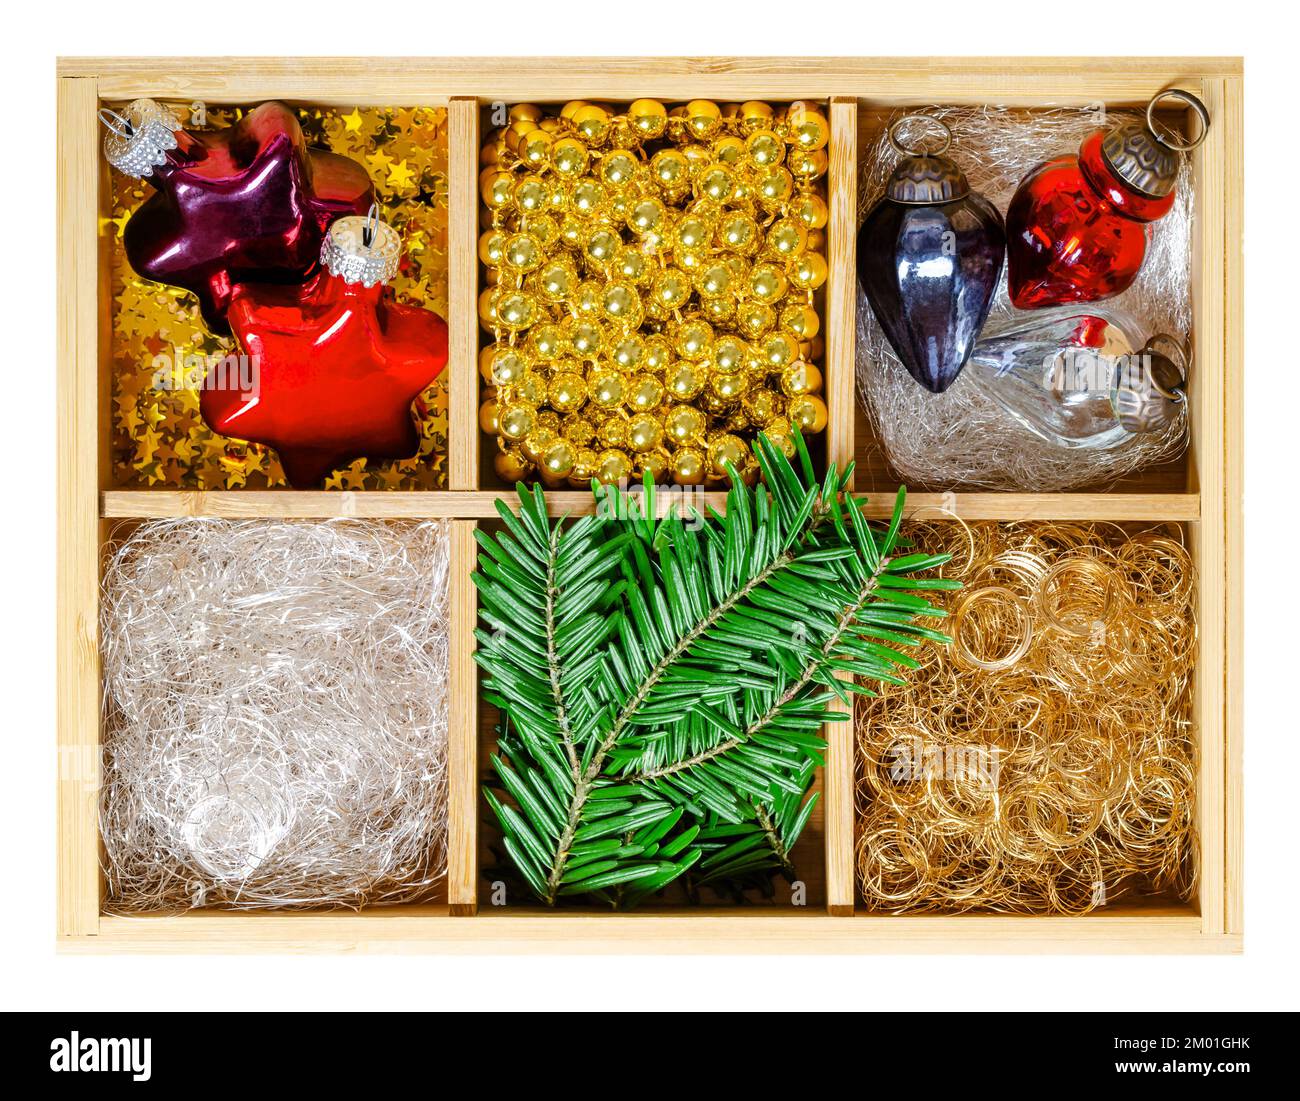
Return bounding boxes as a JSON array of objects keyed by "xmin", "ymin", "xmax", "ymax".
[
  {"xmin": 1101, "ymin": 88, "xmax": 1210, "ymax": 199},
  {"xmin": 886, "ymin": 155, "xmax": 971, "ymax": 204},
  {"xmin": 320, "ymin": 208, "xmax": 401, "ymax": 287},
  {"xmin": 101, "ymin": 99, "xmax": 182, "ymax": 178},
  {"xmin": 1111, "ymin": 337, "xmax": 1187, "ymax": 435}
]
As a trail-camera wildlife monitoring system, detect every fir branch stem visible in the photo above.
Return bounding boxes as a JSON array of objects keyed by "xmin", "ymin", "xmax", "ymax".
[{"xmin": 543, "ymin": 523, "xmax": 581, "ymax": 777}]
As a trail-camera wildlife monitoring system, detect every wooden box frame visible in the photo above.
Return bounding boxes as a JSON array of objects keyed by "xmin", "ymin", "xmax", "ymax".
[{"xmin": 56, "ymin": 57, "xmax": 1243, "ymax": 953}]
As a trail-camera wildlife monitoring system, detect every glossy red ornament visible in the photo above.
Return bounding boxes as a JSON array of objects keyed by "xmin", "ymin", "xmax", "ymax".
[
  {"xmin": 1006, "ymin": 91, "xmax": 1208, "ymax": 310},
  {"xmin": 102, "ymin": 99, "xmax": 373, "ymax": 333},
  {"xmin": 201, "ymin": 213, "xmax": 449, "ymax": 488}
]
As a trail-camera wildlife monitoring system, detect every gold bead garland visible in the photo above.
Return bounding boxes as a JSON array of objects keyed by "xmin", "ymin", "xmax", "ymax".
[
  {"xmin": 479, "ymin": 99, "xmax": 831, "ymax": 486},
  {"xmin": 856, "ymin": 520, "xmax": 1198, "ymax": 914}
]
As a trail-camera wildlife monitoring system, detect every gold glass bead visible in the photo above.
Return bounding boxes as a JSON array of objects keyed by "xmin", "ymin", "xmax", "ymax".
[
  {"xmin": 793, "ymin": 192, "xmax": 829, "ymax": 230},
  {"xmin": 788, "ymin": 393, "xmax": 829, "ymax": 433},
  {"xmin": 519, "ymin": 128, "xmax": 553, "ymax": 167},
  {"xmin": 596, "ymin": 448, "xmax": 633, "ymax": 484},
  {"xmin": 477, "ymin": 288, "xmax": 499, "ymax": 327},
  {"xmin": 513, "ymin": 174, "xmax": 549, "ymax": 214},
  {"xmin": 478, "ymin": 228, "xmax": 508, "ymax": 266},
  {"xmin": 651, "ymin": 149, "xmax": 690, "ymax": 190},
  {"xmin": 712, "ymin": 135, "xmax": 746, "ymax": 165},
  {"xmin": 503, "ymin": 232, "xmax": 543, "ymax": 272},
  {"xmin": 698, "ymin": 164, "xmax": 736, "ymax": 203},
  {"xmin": 549, "ymin": 371, "xmax": 588, "ymax": 413},
  {"xmin": 541, "ymin": 438, "xmax": 577, "ymax": 479},
  {"xmin": 675, "ymin": 319, "xmax": 714, "ymax": 360},
  {"xmin": 585, "ymin": 227, "xmax": 621, "ymax": 264},
  {"xmin": 789, "ymin": 251, "xmax": 828, "ymax": 290},
  {"xmin": 702, "ymin": 295, "xmax": 736, "ymax": 324},
  {"xmin": 562, "ymin": 416, "xmax": 596, "ymax": 446},
  {"xmin": 613, "ymin": 248, "xmax": 650, "ymax": 284},
  {"xmin": 766, "ymin": 217, "xmax": 808, "ymax": 259},
  {"xmin": 684, "ymin": 99, "xmax": 722, "ymax": 140},
  {"xmin": 628, "ymin": 98, "xmax": 668, "ymax": 140},
  {"xmin": 498, "ymin": 402, "xmax": 536, "ymax": 441},
  {"xmin": 710, "ymin": 371, "xmax": 748, "ymax": 403},
  {"xmin": 780, "ymin": 360, "xmax": 823, "ymax": 396},
  {"xmin": 495, "ymin": 448, "xmax": 533, "ymax": 482},
  {"xmin": 788, "ymin": 147, "xmax": 828, "ymax": 179},
  {"xmin": 570, "ymin": 447, "xmax": 600, "ymax": 482},
  {"xmin": 651, "ymin": 268, "xmax": 692, "ymax": 311},
  {"xmin": 612, "ymin": 335, "xmax": 646, "ymax": 371},
  {"xmin": 739, "ymin": 101, "xmax": 774, "ymax": 133},
  {"xmin": 552, "ymin": 137, "xmax": 589, "ymax": 176},
  {"xmin": 479, "ymin": 399, "xmax": 500, "ymax": 435},
  {"xmin": 597, "ymin": 412, "xmax": 630, "ymax": 449},
  {"xmin": 588, "ymin": 368, "xmax": 625, "ymax": 410},
  {"xmin": 737, "ymin": 302, "xmax": 776, "ymax": 340},
  {"xmin": 713, "ymin": 335, "xmax": 748, "ymax": 375},
  {"xmin": 749, "ymin": 262, "xmax": 788, "ymax": 303},
  {"xmin": 708, "ymin": 433, "xmax": 749, "ymax": 477},
  {"xmin": 484, "ymin": 345, "xmax": 527, "ymax": 386},
  {"xmin": 602, "ymin": 281, "xmax": 639, "ymax": 322},
  {"xmin": 496, "ymin": 291, "xmax": 538, "ymax": 331},
  {"xmin": 719, "ymin": 211, "xmax": 760, "ymax": 253},
  {"xmin": 762, "ymin": 332, "xmax": 800, "ymax": 371},
  {"xmin": 780, "ymin": 303, "xmax": 820, "ymax": 341},
  {"xmin": 522, "ymin": 426, "xmax": 559, "ymax": 463},
  {"xmin": 695, "ymin": 261, "xmax": 734, "ymax": 298},
  {"xmin": 480, "ymin": 169, "xmax": 514, "ymax": 208},
  {"xmin": 627, "ymin": 196, "xmax": 668, "ymax": 235},
  {"xmin": 756, "ymin": 166, "xmax": 795, "ymax": 208},
  {"xmin": 664, "ymin": 403, "xmax": 707, "ymax": 445},
  {"xmin": 627, "ymin": 413, "xmax": 664, "ymax": 453},
  {"xmin": 787, "ymin": 103, "xmax": 830, "ymax": 151},
  {"xmin": 537, "ymin": 259, "xmax": 578, "ymax": 303},
  {"xmin": 571, "ymin": 103, "xmax": 612, "ymax": 145},
  {"xmin": 522, "ymin": 212, "xmax": 560, "ymax": 249},
  {"xmin": 601, "ymin": 149, "xmax": 638, "ymax": 188},
  {"xmin": 665, "ymin": 361, "xmax": 705, "ymax": 401},
  {"xmin": 745, "ymin": 129, "xmax": 785, "ymax": 168},
  {"xmin": 643, "ymin": 336, "xmax": 673, "ymax": 374},
  {"xmin": 569, "ymin": 319, "xmax": 605, "ymax": 359},
  {"xmin": 636, "ymin": 447, "xmax": 672, "ymax": 482},
  {"xmin": 671, "ymin": 446, "xmax": 707, "ymax": 485},
  {"xmin": 627, "ymin": 373, "xmax": 665, "ymax": 412},
  {"xmin": 743, "ymin": 387, "xmax": 781, "ymax": 427}
]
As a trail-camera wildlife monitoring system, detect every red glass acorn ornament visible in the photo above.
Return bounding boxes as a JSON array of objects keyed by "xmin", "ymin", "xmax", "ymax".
[
  {"xmin": 857, "ymin": 116, "xmax": 1005, "ymax": 394},
  {"xmin": 101, "ymin": 99, "xmax": 373, "ymax": 334},
  {"xmin": 1006, "ymin": 90, "xmax": 1209, "ymax": 309},
  {"xmin": 201, "ymin": 207, "xmax": 449, "ymax": 488}
]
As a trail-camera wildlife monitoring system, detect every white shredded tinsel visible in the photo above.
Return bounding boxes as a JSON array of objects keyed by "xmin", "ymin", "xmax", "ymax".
[
  {"xmin": 100, "ymin": 519, "xmax": 451, "ymax": 912},
  {"xmin": 856, "ymin": 106, "xmax": 1193, "ymax": 491}
]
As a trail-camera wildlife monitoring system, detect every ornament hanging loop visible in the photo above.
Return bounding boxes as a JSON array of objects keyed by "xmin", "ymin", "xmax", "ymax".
[
  {"xmin": 1145, "ymin": 89, "xmax": 1210, "ymax": 153},
  {"xmin": 887, "ymin": 114, "xmax": 953, "ymax": 159},
  {"xmin": 362, "ymin": 202, "xmax": 380, "ymax": 248},
  {"xmin": 98, "ymin": 107, "xmax": 134, "ymax": 139}
]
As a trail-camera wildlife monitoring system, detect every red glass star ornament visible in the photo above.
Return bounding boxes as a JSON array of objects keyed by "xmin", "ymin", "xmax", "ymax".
[
  {"xmin": 200, "ymin": 214, "xmax": 449, "ymax": 487},
  {"xmin": 103, "ymin": 99, "xmax": 373, "ymax": 334}
]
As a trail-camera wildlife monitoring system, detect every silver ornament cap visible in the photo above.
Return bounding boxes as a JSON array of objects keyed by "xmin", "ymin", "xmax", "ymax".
[
  {"xmin": 1111, "ymin": 338, "xmax": 1187, "ymax": 436},
  {"xmin": 320, "ymin": 206, "xmax": 401, "ymax": 287},
  {"xmin": 100, "ymin": 99, "xmax": 183, "ymax": 178}
]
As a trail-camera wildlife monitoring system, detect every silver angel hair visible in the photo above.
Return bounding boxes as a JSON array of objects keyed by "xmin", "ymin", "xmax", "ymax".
[
  {"xmin": 856, "ymin": 105, "xmax": 1193, "ymax": 491},
  {"xmin": 99, "ymin": 519, "xmax": 451, "ymax": 912}
]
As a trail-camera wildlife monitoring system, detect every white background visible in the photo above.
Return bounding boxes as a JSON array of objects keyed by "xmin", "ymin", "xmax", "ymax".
[{"xmin": 3, "ymin": 4, "xmax": 1293, "ymax": 1012}]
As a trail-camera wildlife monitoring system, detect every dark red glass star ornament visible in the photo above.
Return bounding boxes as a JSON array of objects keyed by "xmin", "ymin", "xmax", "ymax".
[
  {"xmin": 102, "ymin": 98, "xmax": 373, "ymax": 333},
  {"xmin": 200, "ymin": 211, "xmax": 449, "ymax": 488},
  {"xmin": 1006, "ymin": 90, "xmax": 1209, "ymax": 309}
]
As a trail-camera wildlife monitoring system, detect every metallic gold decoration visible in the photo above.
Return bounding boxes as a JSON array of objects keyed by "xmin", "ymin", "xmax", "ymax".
[
  {"xmin": 856, "ymin": 520, "xmax": 1198, "ymax": 914},
  {"xmin": 479, "ymin": 99, "xmax": 829, "ymax": 485},
  {"xmin": 108, "ymin": 104, "xmax": 450, "ymax": 489}
]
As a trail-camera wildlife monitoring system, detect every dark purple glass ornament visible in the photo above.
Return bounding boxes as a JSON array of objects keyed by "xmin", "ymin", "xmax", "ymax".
[
  {"xmin": 101, "ymin": 99, "xmax": 374, "ymax": 335},
  {"xmin": 857, "ymin": 117, "xmax": 1005, "ymax": 394}
]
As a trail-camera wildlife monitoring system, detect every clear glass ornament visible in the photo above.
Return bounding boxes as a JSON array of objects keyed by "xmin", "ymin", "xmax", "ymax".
[{"xmin": 969, "ymin": 310, "xmax": 1186, "ymax": 450}]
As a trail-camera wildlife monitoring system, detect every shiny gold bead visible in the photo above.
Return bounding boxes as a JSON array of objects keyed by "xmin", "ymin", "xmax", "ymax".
[
  {"xmin": 513, "ymin": 174, "xmax": 549, "ymax": 214},
  {"xmin": 480, "ymin": 169, "xmax": 514, "ymax": 208},
  {"xmin": 780, "ymin": 303, "xmax": 820, "ymax": 341},
  {"xmin": 788, "ymin": 393, "xmax": 829, "ymax": 433},
  {"xmin": 627, "ymin": 413, "xmax": 664, "ymax": 453},
  {"xmin": 665, "ymin": 361, "xmax": 705, "ymax": 401},
  {"xmin": 502, "ymin": 233, "xmax": 543, "ymax": 272},
  {"xmin": 695, "ymin": 261, "xmax": 733, "ymax": 298},
  {"xmin": 495, "ymin": 448, "xmax": 533, "ymax": 483},
  {"xmin": 636, "ymin": 447, "xmax": 672, "ymax": 482},
  {"xmin": 702, "ymin": 295, "xmax": 736, "ymax": 324},
  {"xmin": 510, "ymin": 103, "xmax": 543, "ymax": 124},
  {"xmin": 569, "ymin": 180, "xmax": 605, "ymax": 219},
  {"xmin": 766, "ymin": 217, "xmax": 807, "ymax": 259},
  {"xmin": 737, "ymin": 302, "xmax": 776, "ymax": 340},
  {"xmin": 743, "ymin": 387, "xmax": 781, "ymax": 427},
  {"xmin": 780, "ymin": 360, "xmax": 823, "ymax": 396},
  {"xmin": 697, "ymin": 163, "xmax": 736, "ymax": 203},
  {"xmin": 601, "ymin": 149, "xmax": 638, "ymax": 188},
  {"xmin": 651, "ymin": 149, "xmax": 690, "ymax": 191},
  {"xmin": 558, "ymin": 215, "xmax": 585, "ymax": 249},
  {"xmin": 745, "ymin": 129, "xmax": 785, "ymax": 168},
  {"xmin": 522, "ymin": 426, "xmax": 559, "ymax": 463},
  {"xmin": 788, "ymin": 147, "xmax": 828, "ymax": 179},
  {"xmin": 627, "ymin": 373, "xmax": 665, "ymax": 412},
  {"xmin": 627, "ymin": 196, "xmax": 667, "ymax": 236},
  {"xmin": 596, "ymin": 448, "xmax": 633, "ymax": 485},
  {"xmin": 712, "ymin": 135, "xmax": 746, "ymax": 165},
  {"xmin": 793, "ymin": 192, "xmax": 829, "ymax": 230},
  {"xmin": 789, "ymin": 251, "xmax": 828, "ymax": 290},
  {"xmin": 750, "ymin": 262, "xmax": 788, "ymax": 303},
  {"xmin": 612, "ymin": 335, "xmax": 646, "ymax": 371},
  {"xmin": 787, "ymin": 103, "xmax": 830, "ymax": 151},
  {"xmin": 719, "ymin": 211, "xmax": 760, "ymax": 253},
  {"xmin": 710, "ymin": 371, "xmax": 748, "ymax": 403},
  {"xmin": 479, "ymin": 399, "xmax": 500, "ymax": 435},
  {"xmin": 643, "ymin": 336, "xmax": 672, "ymax": 374},
  {"xmin": 498, "ymin": 402, "xmax": 536, "ymax": 441},
  {"xmin": 684, "ymin": 99, "xmax": 722, "ymax": 140},
  {"xmin": 708, "ymin": 433, "xmax": 749, "ymax": 477},
  {"xmin": 628, "ymin": 98, "xmax": 668, "ymax": 140},
  {"xmin": 496, "ymin": 290, "xmax": 537, "ymax": 331},
  {"xmin": 664, "ymin": 404, "xmax": 706, "ymax": 445},
  {"xmin": 671, "ymin": 446, "xmax": 707, "ymax": 485},
  {"xmin": 588, "ymin": 368, "xmax": 625, "ymax": 409},
  {"xmin": 571, "ymin": 103, "xmax": 612, "ymax": 145},
  {"xmin": 675, "ymin": 319, "xmax": 714, "ymax": 360},
  {"xmin": 602, "ymin": 281, "xmax": 638, "ymax": 322},
  {"xmin": 484, "ymin": 345, "xmax": 527, "ymax": 387},
  {"xmin": 519, "ymin": 128, "xmax": 553, "ymax": 168},
  {"xmin": 529, "ymin": 326, "xmax": 566, "ymax": 363},
  {"xmin": 537, "ymin": 259, "xmax": 578, "ymax": 303},
  {"xmin": 763, "ymin": 415, "xmax": 797, "ymax": 458},
  {"xmin": 675, "ymin": 213, "xmax": 712, "ymax": 252},
  {"xmin": 763, "ymin": 332, "xmax": 800, "ymax": 371},
  {"xmin": 573, "ymin": 281, "xmax": 604, "ymax": 316},
  {"xmin": 570, "ymin": 447, "xmax": 600, "ymax": 483},
  {"xmin": 521, "ymin": 213, "xmax": 560, "ymax": 249},
  {"xmin": 569, "ymin": 319, "xmax": 605, "ymax": 359},
  {"xmin": 756, "ymin": 166, "xmax": 795, "ymax": 208},
  {"xmin": 478, "ymin": 228, "xmax": 508, "ymax": 266},
  {"xmin": 584, "ymin": 227, "xmax": 620, "ymax": 265},
  {"xmin": 541, "ymin": 438, "xmax": 577, "ymax": 479},
  {"xmin": 548, "ymin": 371, "xmax": 587, "ymax": 414},
  {"xmin": 552, "ymin": 137, "xmax": 589, "ymax": 176},
  {"xmin": 514, "ymin": 370, "xmax": 547, "ymax": 406},
  {"xmin": 562, "ymin": 416, "xmax": 596, "ymax": 446},
  {"xmin": 477, "ymin": 288, "xmax": 499, "ymax": 327},
  {"xmin": 597, "ymin": 412, "xmax": 630, "ymax": 449},
  {"xmin": 651, "ymin": 268, "xmax": 691, "ymax": 312},
  {"xmin": 739, "ymin": 101, "xmax": 775, "ymax": 134},
  {"xmin": 712, "ymin": 335, "xmax": 749, "ymax": 375}
]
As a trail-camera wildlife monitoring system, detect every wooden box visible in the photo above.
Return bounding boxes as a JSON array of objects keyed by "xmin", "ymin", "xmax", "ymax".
[{"xmin": 57, "ymin": 57, "xmax": 1243, "ymax": 952}]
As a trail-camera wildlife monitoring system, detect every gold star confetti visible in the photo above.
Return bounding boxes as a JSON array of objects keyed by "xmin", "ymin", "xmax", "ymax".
[{"xmin": 108, "ymin": 104, "xmax": 450, "ymax": 490}]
